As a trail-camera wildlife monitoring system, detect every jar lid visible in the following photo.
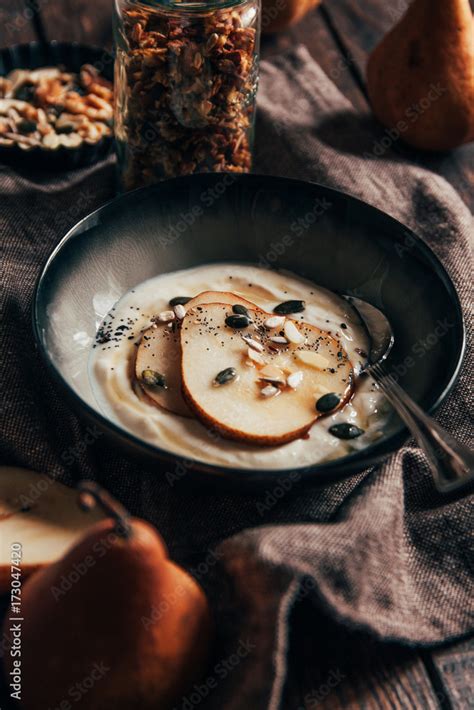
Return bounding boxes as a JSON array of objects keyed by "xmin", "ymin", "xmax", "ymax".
[{"xmin": 139, "ymin": 0, "xmax": 252, "ymax": 11}]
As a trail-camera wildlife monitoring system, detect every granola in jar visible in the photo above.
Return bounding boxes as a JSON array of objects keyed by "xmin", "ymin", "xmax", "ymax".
[{"xmin": 114, "ymin": 0, "xmax": 260, "ymax": 190}]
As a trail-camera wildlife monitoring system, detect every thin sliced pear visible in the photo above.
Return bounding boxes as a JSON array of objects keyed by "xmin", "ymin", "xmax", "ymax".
[
  {"xmin": 135, "ymin": 291, "xmax": 258, "ymax": 417},
  {"xmin": 0, "ymin": 467, "xmax": 105, "ymax": 594},
  {"xmin": 181, "ymin": 304, "xmax": 354, "ymax": 446}
]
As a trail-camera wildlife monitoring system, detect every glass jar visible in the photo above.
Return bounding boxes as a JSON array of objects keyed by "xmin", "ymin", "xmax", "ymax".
[{"xmin": 113, "ymin": 0, "xmax": 261, "ymax": 191}]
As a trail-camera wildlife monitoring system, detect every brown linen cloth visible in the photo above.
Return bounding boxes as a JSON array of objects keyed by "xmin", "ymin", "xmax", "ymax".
[{"xmin": 1, "ymin": 46, "xmax": 473, "ymax": 709}]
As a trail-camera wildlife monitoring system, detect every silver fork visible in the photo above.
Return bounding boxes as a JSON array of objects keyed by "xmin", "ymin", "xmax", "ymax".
[{"xmin": 345, "ymin": 296, "xmax": 474, "ymax": 493}]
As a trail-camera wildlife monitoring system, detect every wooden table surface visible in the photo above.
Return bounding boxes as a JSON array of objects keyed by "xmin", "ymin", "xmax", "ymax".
[{"xmin": 0, "ymin": 1, "xmax": 472, "ymax": 708}]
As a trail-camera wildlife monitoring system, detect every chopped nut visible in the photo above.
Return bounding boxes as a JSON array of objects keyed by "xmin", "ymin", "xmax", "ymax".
[
  {"xmin": 284, "ymin": 319, "xmax": 306, "ymax": 345},
  {"xmin": 241, "ymin": 334, "xmax": 264, "ymax": 352},
  {"xmin": 259, "ymin": 364, "xmax": 286, "ymax": 385},
  {"xmin": 0, "ymin": 64, "xmax": 112, "ymax": 153},
  {"xmin": 247, "ymin": 347, "xmax": 266, "ymax": 365},
  {"xmin": 264, "ymin": 315, "xmax": 285, "ymax": 330},
  {"xmin": 261, "ymin": 384, "xmax": 279, "ymax": 398},
  {"xmin": 173, "ymin": 304, "xmax": 187, "ymax": 320},
  {"xmin": 295, "ymin": 351, "xmax": 330, "ymax": 370},
  {"xmin": 155, "ymin": 310, "xmax": 175, "ymax": 322},
  {"xmin": 287, "ymin": 371, "xmax": 304, "ymax": 389},
  {"xmin": 118, "ymin": 3, "xmax": 258, "ymax": 189}
]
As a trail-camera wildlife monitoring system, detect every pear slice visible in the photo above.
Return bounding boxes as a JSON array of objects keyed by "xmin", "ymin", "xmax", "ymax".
[
  {"xmin": 0, "ymin": 467, "xmax": 106, "ymax": 594},
  {"xmin": 180, "ymin": 304, "xmax": 354, "ymax": 446},
  {"xmin": 135, "ymin": 291, "xmax": 259, "ymax": 417}
]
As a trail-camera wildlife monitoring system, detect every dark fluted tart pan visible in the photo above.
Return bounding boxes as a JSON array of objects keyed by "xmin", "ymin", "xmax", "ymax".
[{"xmin": 0, "ymin": 41, "xmax": 113, "ymax": 171}]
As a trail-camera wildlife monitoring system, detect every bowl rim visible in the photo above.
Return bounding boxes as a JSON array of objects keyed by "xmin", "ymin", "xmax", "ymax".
[{"xmin": 32, "ymin": 173, "xmax": 466, "ymax": 485}]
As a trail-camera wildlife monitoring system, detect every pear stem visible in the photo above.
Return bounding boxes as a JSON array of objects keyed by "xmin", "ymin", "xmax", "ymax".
[{"xmin": 77, "ymin": 481, "xmax": 132, "ymax": 538}]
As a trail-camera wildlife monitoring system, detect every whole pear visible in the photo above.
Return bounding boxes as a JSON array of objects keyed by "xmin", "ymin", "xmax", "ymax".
[
  {"xmin": 262, "ymin": 0, "xmax": 321, "ymax": 34},
  {"xmin": 3, "ymin": 512, "xmax": 212, "ymax": 710},
  {"xmin": 367, "ymin": 0, "xmax": 474, "ymax": 151}
]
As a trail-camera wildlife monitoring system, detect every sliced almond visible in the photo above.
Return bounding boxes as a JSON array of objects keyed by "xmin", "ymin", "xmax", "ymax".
[
  {"xmin": 261, "ymin": 385, "xmax": 280, "ymax": 398},
  {"xmin": 269, "ymin": 336, "xmax": 288, "ymax": 345},
  {"xmin": 247, "ymin": 347, "xmax": 266, "ymax": 366},
  {"xmin": 258, "ymin": 364, "xmax": 286, "ymax": 385},
  {"xmin": 242, "ymin": 334, "xmax": 264, "ymax": 352},
  {"xmin": 155, "ymin": 310, "xmax": 175, "ymax": 323},
  {"xmin": 264, "ymin": 315, "xmax": 285, "ymax": 330},
  {"xmin": 173, "ymin": 304, "xmax": 186, "ymax": 320},
  {"xmin": 287, "ymin": 371, "xmax": 304, "ymax": 389},
  {"xmin": 284, "ymin": 319, "xmax": 306, "ymax": 345},
  {"xmin": 295, "ymin": 351, "xmax": 330, "ymax": 370}
]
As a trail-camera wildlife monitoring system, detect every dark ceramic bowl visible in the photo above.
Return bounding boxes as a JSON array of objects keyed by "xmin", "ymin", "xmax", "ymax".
[
  {"xmin": 0, "ymin": 41, "xmax": 113, "ymax": 171},
  {"xmin": 33, "ymin": 174, "xmax": 465, "ymax": 485}
]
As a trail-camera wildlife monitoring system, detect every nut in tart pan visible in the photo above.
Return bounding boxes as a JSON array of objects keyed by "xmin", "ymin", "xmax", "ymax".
[{"xmin": 0, "ymin": 42, "xmax": 113, "ymax": 170}]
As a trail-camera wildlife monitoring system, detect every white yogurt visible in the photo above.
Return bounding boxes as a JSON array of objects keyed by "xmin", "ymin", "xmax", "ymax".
[{"xmin": 89, "ymin": 264, "xmax": 390, "ymax": 470}]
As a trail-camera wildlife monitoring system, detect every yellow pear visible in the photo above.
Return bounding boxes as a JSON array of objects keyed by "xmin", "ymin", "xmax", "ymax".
[
  {"xmin": 0, "ymin": 466, "xmax": 106, "ymax": 593},
  {"xmin": 262, "ymin": 0, "xmax": 321, "ymax": 34},
  {"xmin": 3, "ymin": 482, "xmax": 212, "ymax": 710},
  {"xmin": 367, "ymin": 0, "xmax": 474, "ymax": 151}
]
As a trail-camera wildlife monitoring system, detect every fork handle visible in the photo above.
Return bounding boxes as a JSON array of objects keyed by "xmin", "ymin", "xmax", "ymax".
[{"xmin": 371, "ymin": 367, "xmax": 474, "ymax": 492}]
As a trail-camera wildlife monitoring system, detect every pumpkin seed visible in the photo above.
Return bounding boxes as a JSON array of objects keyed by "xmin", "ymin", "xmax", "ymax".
[
  {"xmin": 141, "ymin": 369, "xmax": 167, "ymax": 389},
  {"xmin": 225, "ymin": 314, "xmax": 250, "ymax": 329},
  {"xmin": 232, "ymin": 304, "xmax": 249, "ymax": 317},
  {"xmin": 329, "ymin": 423, "xmax": 364, "ymax": 439},
  {"xmin": 214, "ymin": 367, "xmax": 238, "ymax": 386},
  {"xmin": 316, "ymin": 393, "xmax": 341, "ymax": 413},
  {"xmin": 169, "ymin": 296, "xmax": 192, "ymax": 307},
  {"xmin": 274, "ymin": 300, "xmax": 305, "ymax": 315}
]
